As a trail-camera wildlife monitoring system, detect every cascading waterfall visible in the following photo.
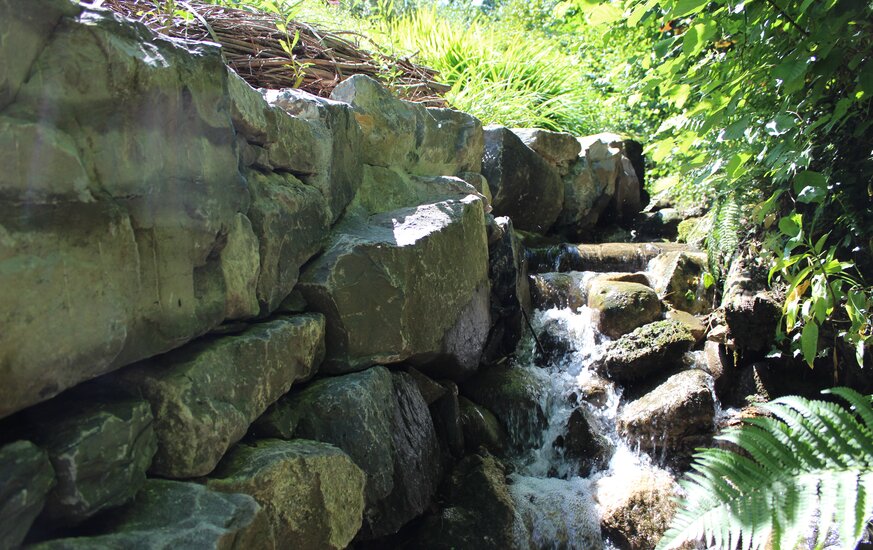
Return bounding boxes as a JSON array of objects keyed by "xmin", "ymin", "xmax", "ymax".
[{"xmin": 504, "ymin": 266, "xmax": 725, "ymax": 550}]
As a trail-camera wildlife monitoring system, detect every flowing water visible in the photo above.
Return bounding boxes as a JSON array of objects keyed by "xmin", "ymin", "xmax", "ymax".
[{"xmin": 504, "ymin": 268, "xmax": 722, "ymax": 549}]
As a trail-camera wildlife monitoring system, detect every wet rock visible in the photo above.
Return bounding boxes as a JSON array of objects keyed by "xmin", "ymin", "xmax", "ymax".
[
  {"xmin": 30, "ymin": 480, "xmax": 268, "ymax": 550},
  {"xmin": 207, "ymin": 439, "xmax": 365, "ymax": 550},
  {"xmin": 298, "ymin": 197, "xmax": 490, "ymax": 378},
  {"xmin": 112, "ymin": 314, "xmax": 325, "ymax": 478},
  {"xmin": 530, "ymin": 272, "xmax": 587, "ymax": 311},
  {"xmin": 482, "ymin": 126, "xmax": 564, "ymax": 233},
  {"xmin": 432, "ymin": 382, "xmax": 466, "ymax": 458},
  {"xmin": 0, "ymin": 441, "xmax": 55, "ymax": 549},
  {"xmin": 587, "ymin": 280, "xmax": 662, "ymax": 339},
  {"xmin": 607, "ymin": 155, "xmax": 643, "ymax": 226},
  {"xmin": 618, "ymin": 369, "xmax": 716, "ymax": 458},
  {"xmin": 1, "ymin": 7, "xmax": 250, "ymax": 418},
  {"xmin": 462, "ymin": 366, "xmax": 549, "ymax": 449},
  {"xmin": 331, "ymin": 75, "xmax": 483, "ymax": 176},
  {"xmin": 458, "ymin": 396, "xmax": 508, "ymax": 454},
  {"xmin": 576, "ymin": 374, "xmax": 614, "ymax": 409},
  {"xmin": 594, "ymin": 272, "xmax": 651, "ymax": 286},
  {"xmin": 527, "ymin": 242, "xmax": 691, "ymax": 274},
  {"xmin": 406, "ymin": 367, "xmax": 447, "ymax": 405},
  {"xmin": 666, "ymin": 309, "xmax": 707, "ymax": 342},
  {"xmin": 246, "ymin": 170, "xmax": 330, "ymax": 315},
  {"xmin": 648, "ymin": 251, "xmax": 713, "ymax": 315},
  {"xmin": 256, "ymin": 367, "xmax": 441, "ymax": 539},
  {"xmin": 559, "ymin": 408, "xmax": 609, "ymax": 476},
  {"xmin": 30, "ymin": 398, "xmax": 157, "ymax": 526},
  {"xmin": 511, "ymin": 128, "xmax": 582, "ymax": 175},
  {"xmin": 598, "ymin": 320, "xmax": 696, "ymax": 383},
  {"xmin": 413, "ymin": 454, "xmax": 516, "ymax": 550},
  {"xmin": 596, "ymin": 467, "xmax": 679, "ymax": 550},
  {"xmin": 535, "ymin": 318, "xmax": 575, "ymax": 367},
  {"xmin": 482, "ymin": 216, "xmax": 531, "ymax": 364},
  {"xmin": 729, "ymin": 361, "xmax": 783, "ymax": 406}
]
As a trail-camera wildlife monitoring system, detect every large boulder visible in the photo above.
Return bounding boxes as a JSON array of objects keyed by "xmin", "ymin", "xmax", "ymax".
[
  {"xmin": 555, "ymin": 408, "xmax": 610, "ymax": 476},
  {"xmin": 482, "ymin": 126, "xmax": 564, "ymax": 233},
  {"xmin": 111, "ymin": 314, "xmax": 325, "ymax": 478},
  {"xmin": 553, "ymin": 137, "xmax": 621, "ymax": 236},
  {"xmin": 648, "ymin": 251, "xmax": 713, "ymax": 315},
  {"xmin": 28, "ymin": 397, "xmax": 157, "ymax": 526},
  {"xmin": 462, "ymin": 365, "xmax": 549, "ymax": 449},
  {"xmin": 596, "ymin": 467, "xmax": 679, "ymax": 550},
  {"xmin": 30, "ymin": 480, "xmax": 268, "ymax": 550},
  {"xmin": 0, "ymin": 441, "xmax": 55, "ymax": 549},
  {"xmin": 597, "ymin": 320, "xmax": 696, "ymax": 384},
  {"xmin": 348, "ymin": 164, "xmax": 483, "ymax": 216},
  {"xmin": 245, "ymin": 170, "xmax": 330, "ymax": 314},
  {"xmin": 207, "ymin": 439, "xmax": 366, "ymax": 550},
  {"xmin": 330, "ymin": 74, "xmax": 483, "ymax": 176},
  {"xmin": 0, "ymin": 5, "xmax": 252, "ymax": 418},
  {"xmin": 580, "ymin": 134, "xmax": 644, "ymax": 226},
  {"xmin": 587, "ymin": 280, "xmax": 662, "ymax": 338},
  {"xmin": 618, "ymin": 369, "xmax": 716, "ymax": 459},
  {"xmin": 721, "ymin": 256, "xmax": 782, "ymax": 354},
  {"xmin": 413, "ymin": 454, "xmax": 517, "ymax": 550},
  {"xmin": 298, "ymin": 196, "xmax": 490, "ymax": 378},
  {"xmin": 511, "ymin": 128, "xmax": 581, "ymax": 175},
  {"xmin": 255, "ymin": 367, "xmax": 441, "ymax": 539}
]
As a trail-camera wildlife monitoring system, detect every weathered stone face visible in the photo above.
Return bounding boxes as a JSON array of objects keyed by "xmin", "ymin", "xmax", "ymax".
[
  {"xmin": 29, "ymin": 480, "xmax": 269, "ymax": 550},
  {"xmin": 299, "ymin": 196, "xmax": 490, "ymax": 376},
  {"xmin": 0, "ymin": 441, "xmax": 55, "ymax": 549},
  {"xmin": 330, "ymin": 75, "xmax": 483, "ymax": 176},
  {"xmin": 648, "ymin": 251, "xmax": 713, "ymax": 315},
  {"xmin": 618, "ymin": 369, "xmax": 716, "ymax": 459},
  {"xmin": 596, "ymin": 466, "xmax": 679, "ymax": 550},
  {"xmin": 246, "ymin": 170, "xmax": 330, "ymax": 314},
  {"xmin": 0, "ymin": 6, "xmax": 252, "ymax": 418},
  {"xmin": 255, "ymin": 367, "xmax": 441, "ymax": 539},
  {"xmin": 511, "ymin": 128, "xmax": 582, "ymax": 175},
  {"xmin": 587, "ymin": 280, "xmax": 662, "ymax": 339},
  {"xmin": 482, "ymin": 126, "xmax": 564, "ymax": 233},
  {"xmin": 207, "ymin": 439, "xmax": 366, "ymax": 550},
  {"xmin": 349, "ymin": 164, "xmax": 482, "ymax": 216},
  {"xmin": 111, "ymin": 314, "xmax": 325, "ymax": 478},
  {"xmin": 29, "ymin": 398, "xmax": 157, "ymax": 526},
  {"xmin": 597, "ymin": 320, "xmax": 696, "ymax": 384},
  {"xmin": 458, "ymin": 396, "xmax": 507, "ymax": 454}
]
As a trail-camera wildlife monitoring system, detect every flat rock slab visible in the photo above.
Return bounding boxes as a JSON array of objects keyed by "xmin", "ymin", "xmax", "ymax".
[
  {"xmin": 618, "ymin": 369, "xmax": 716, "ymax": 459},
  {"xmin": 299, "ymin": 197, "xmax": 489, "ymax": 377},
  {"xmin": 208, "ymin": 439, "xmax": 365, "ymax": 550},
  {"xmin": 597, "ymin": 320, "xmax": 696, "ymax": 384},
  {"xmin": 482, "ymin": 126, "xmax": 564, "ymax": 233},
  {"xmin": 30, "ymin": 398, "xmax": 157, "ymax": 526},
  {"xmin": 0, "ymin": 441, "xmax": 55, "ymax": 549},
  {"xmin": 112, "ymin": 314, "xmax": 325, "ymax": 478},
  {"xmin": 527, "ymin": 242, "xmax": 693, "ymax": 274},
  {"xmin": 31, "ymin": 480, "xmax": 268, "ymax": 550}
]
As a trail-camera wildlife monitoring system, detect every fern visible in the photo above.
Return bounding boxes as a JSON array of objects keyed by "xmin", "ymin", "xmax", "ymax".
[
  {"xmin": 707, "ymin": 192, "xmax": 741, "ymax": 280},
  {"xmin": 657, "ymin": 388, "xmax": 873, "ymax": 550}
]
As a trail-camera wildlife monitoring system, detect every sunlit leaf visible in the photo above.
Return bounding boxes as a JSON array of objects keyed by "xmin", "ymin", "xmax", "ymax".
[{"xmin": 801, "ymin": 321, "xmax": 819, "ymax": 366}]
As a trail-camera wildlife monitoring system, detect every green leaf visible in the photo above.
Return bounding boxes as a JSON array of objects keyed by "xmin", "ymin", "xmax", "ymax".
[
  {"xmin": 801, "ymin": 321, "xmax": 819, "ymax": 366},
  {"xmin": 627, "ymin": 0, "xmax": 658, "ymax": 26},
  {"xmin": 794, "ymin": 170, "xmax": 828, "ymax": 204},
  {"xmin": 703, "ymin": 272, "xmax": 716, "ymax": 289},
  {"xmin": 669, "ymin": 0, "xmax": 709, "ymax": 18},
  {"xmin": 765, "ymin": 114, "xmax": 795, "ymax": 136},
  {"xmin": 584, "ymin": 2, "xmax": 623, "ymax": 25},
  {"xmin": 778, "ymin": 214, "xmax": 802, "ymax": 238}
]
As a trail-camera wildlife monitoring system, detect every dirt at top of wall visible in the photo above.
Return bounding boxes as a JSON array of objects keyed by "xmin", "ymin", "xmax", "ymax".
[{"xmin": 102, "ymin": 0, "xmax": 450, "ymax": 106}]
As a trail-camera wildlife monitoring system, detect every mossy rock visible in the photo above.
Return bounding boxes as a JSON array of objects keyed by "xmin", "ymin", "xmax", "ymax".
[
  {"xmin": 597, "ymin": 320, "xmax": 695, "ymax": 384},
  {"xmin": 587, "ymin": 280, "xmax": 662, "ymax": 338}
]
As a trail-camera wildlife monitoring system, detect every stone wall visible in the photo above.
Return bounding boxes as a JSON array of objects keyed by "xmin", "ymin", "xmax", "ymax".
[{"xmin": 0, "ymin": 1, "xmax": 644, "ymax": 547}]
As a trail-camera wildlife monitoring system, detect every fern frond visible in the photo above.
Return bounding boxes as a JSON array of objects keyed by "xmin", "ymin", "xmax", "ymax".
[
  {"xmin": 657, "ymin": 388, "xmax": 873, "ymax": 550},
  {"xmin": 707, "ymin": 192, "xmax": 742, "ymax": 279}
]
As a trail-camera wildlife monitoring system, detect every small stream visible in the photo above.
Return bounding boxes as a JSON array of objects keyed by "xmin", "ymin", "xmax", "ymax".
[{"xmin": 503, "ymin": 267, "xmax": 724, "ymax": 549}]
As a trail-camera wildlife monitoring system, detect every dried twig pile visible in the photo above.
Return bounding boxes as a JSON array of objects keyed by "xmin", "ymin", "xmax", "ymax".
[{"xmin": 101, "ymin": 0, "xmax": 450, "ymax": 105}]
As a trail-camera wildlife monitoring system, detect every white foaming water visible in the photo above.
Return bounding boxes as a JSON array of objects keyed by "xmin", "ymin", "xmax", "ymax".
[{"xmin": 506, "ymin": 272, "xmax": 685, "ymax": 549}]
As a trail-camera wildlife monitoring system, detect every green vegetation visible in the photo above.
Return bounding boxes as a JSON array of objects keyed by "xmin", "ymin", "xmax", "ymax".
[{"xmin": 657, "ymin": 388, "xmax": 873, "ymax": 550}]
